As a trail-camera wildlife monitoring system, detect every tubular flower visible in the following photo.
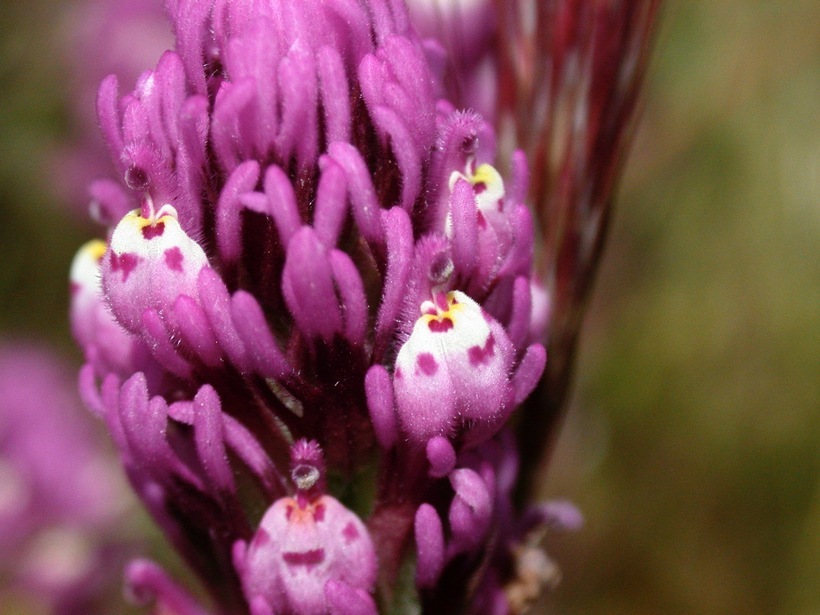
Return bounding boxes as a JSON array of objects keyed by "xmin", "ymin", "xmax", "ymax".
[{"xmin": 66, "ymin": 0, "xmax": 659, "ymax": 612}]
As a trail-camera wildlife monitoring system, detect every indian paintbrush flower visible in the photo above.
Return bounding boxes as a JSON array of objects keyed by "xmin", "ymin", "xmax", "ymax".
[{"xmin": 67, "ymin": 0, "xmax": 659, "ymax": 612}]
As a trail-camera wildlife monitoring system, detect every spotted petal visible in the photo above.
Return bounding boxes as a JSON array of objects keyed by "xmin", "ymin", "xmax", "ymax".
[
  {"xmin": 101, "ymin": 205, "xmax": 209, "ymax": 333},
  {"xmin": 393, "ymin": 290, "xmax": 514, "ymax": 443},
  {"xmin": 239, "ymin": 441, "xmax": 377, "ymax": 614}
]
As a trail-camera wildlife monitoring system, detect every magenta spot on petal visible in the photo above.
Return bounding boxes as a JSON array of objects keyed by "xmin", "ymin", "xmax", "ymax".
[
  {"xmin": 110, "ymin": 252, "xmax": 139, "ymax": 282},
  {"xmin": 164, "ymin": 247, "xmax": 184, "ymax": 271},
  {"xmin": 428, "ymin": 318, "xmax": 454, "ymax": 333},
  {"xmin": 394, "ymin": 367, "xmax": 403, "ymax": 379},
  {"xmin": 282, "ymin": 549, "xmax": 325, "ymax": 567},
  {"xmin": 497, "ymin": 198, "xmax": 505, "ymax": 212},
  {"xmin": 252, "ymin": 528, "xmax": 270, "ymax": 548},
  {"xmin": 417, "ymin": 352, "xmax": 438, "ymax": 376},
  {"xmin": 342, "ymin": 522, "xmax": 359, "ymax": 543},
  {"xmin": 70, "ymin": 281, "xmax": 81, "ymax": 295},
  {"xmin": 285, "ymin": 504, "xmax": 294, "ymax": 521},
  {"xmin": 477, "ymin": 211, "xmax": 487, "ymax": 228},
  {"xmin": 473, "ymin": 182, "xmax": 487, "ymax": 195},
  {"xmin": 313, "ymin": 503, "xmax": 325, "ymax": 522},
  {"xmin": 467, "ymin": 334, "xmax": 496, "ymax": 366},
  {"xmin": 141, "ymin": 221, "xmax": 165, "ymax": 240}
]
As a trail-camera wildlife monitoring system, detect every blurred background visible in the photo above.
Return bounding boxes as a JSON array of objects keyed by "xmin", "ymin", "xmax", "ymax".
[{"xmin": 0, "ymin": 1, "xmax": 817, "ymax": 613}]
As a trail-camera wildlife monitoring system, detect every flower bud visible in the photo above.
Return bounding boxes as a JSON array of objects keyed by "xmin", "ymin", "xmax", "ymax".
[
  {"xmin": 448, "ymin": 468, "xmax": 493, "ymax": 551},
  {"xmin": 414, "ymin": 503, "xmax": 445, "ymax": 589}
]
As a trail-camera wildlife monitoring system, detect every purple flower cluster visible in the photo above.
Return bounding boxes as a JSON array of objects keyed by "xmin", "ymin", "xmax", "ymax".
[
  {"xmin": 67, "ymin": 0, "xmax": 657, "ymax": 612},
  {"xmin": 0, "ymin": 344, "xmax": 131, "ymax": 613}
]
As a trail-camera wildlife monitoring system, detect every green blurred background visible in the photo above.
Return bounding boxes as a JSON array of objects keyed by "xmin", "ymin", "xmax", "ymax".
[{"xmin": 0, "ymin": 1, "xmax": 817, "ymax": 614}]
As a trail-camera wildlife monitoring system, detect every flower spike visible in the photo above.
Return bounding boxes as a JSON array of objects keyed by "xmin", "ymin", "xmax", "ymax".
[{"xmin": 61, "ymin": 0, "xmax": 652, "ymax": 608}]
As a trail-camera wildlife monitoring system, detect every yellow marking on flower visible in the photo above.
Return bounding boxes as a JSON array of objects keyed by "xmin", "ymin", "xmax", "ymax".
[
  {"xmin": 470, "ymin": 163, "xmax": 502, "ymax": 189},
  {"xmin": 80, "ymin": 239, "xmax": 107, "ymax": 263},
  {"xmin": 120, "ymin": 204, "xmax": 180, "ymax": 240},
  {"xmin": 131, "ymin": 212, "xmax": 177, "ymax": 229},
  {"xmin": 420, "ymin": 292, "xmax": 467, "ymax": 332},
  {"xmin": 449, "ymin": 162, "xmax": 502, "ymax": 190},
  {"xmin": 285, "ymin": 497, "xmax": 327, "ymax": 525}
]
